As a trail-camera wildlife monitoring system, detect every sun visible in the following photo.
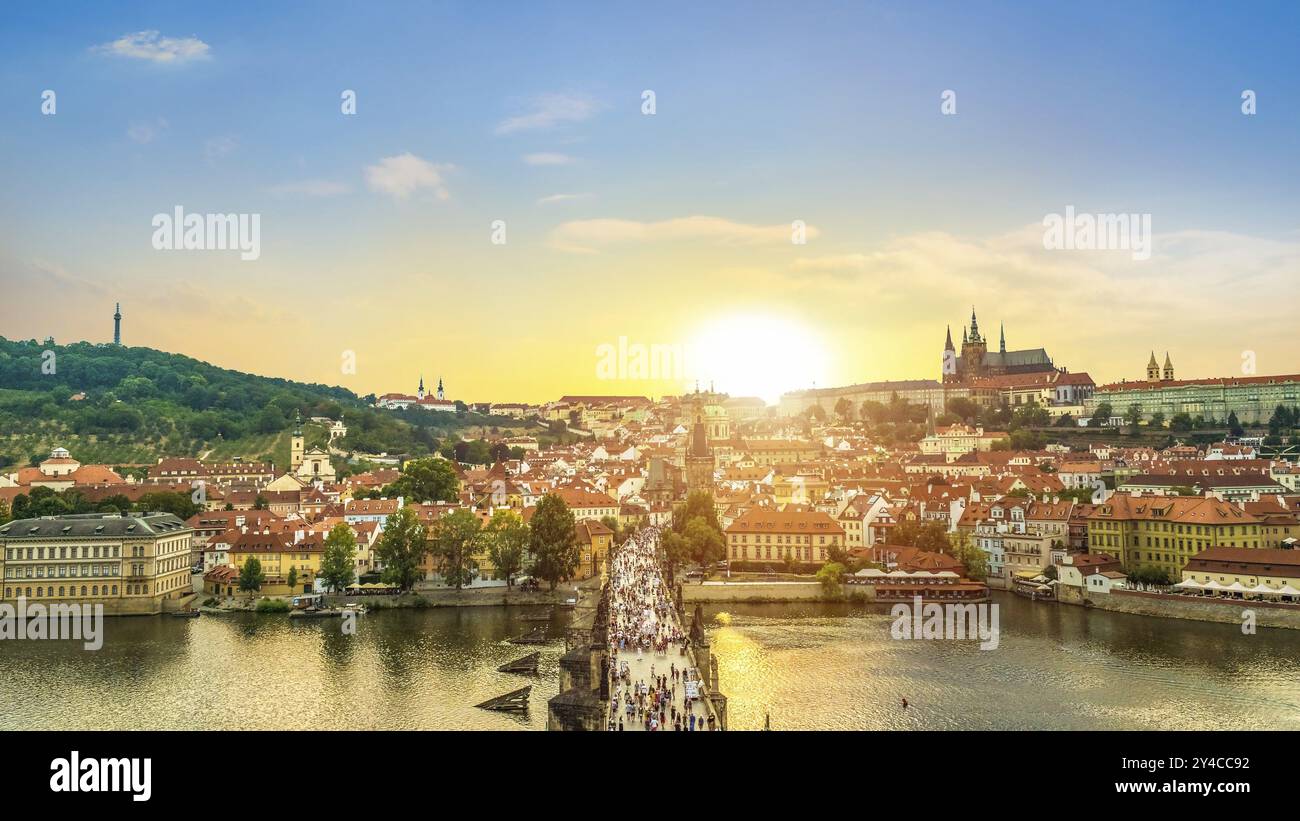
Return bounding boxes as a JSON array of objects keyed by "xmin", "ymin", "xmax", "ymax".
[{"xmin": 686, "ymin": 314, "xmax": 832, "ymax": 406}]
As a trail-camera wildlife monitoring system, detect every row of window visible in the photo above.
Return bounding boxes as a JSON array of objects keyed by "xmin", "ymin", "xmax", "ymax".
[
  {"xmin": 5, "ymin": 564, "xmax": 122, "ymax": 579},
  {"xmin": 729, "ymin": 546, "xmax": 827, "ymax": 561},
  {"xmin": 2, "ymin": 584, "xmax": 150, "ymax": 598},
  {"xmin": 729, "ymin": 534, "xmax": 839, "ymax": 545}
]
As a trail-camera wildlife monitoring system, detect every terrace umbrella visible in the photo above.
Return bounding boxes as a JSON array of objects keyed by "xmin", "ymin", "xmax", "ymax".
[
  {"xmin": 1173, "ymin": 579, "xmax": 1202, "ymax": 589},
  {"xmin": 1278, "ymin": 584, "xmax": 1300, "ymax": 599}
]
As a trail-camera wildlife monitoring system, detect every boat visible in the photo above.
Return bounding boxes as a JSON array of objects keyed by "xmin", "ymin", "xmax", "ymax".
[
  {"xmin": 170, "ymin": 609, "xmax": 201, "ymax": 618},
  {"xmin": 508, "ymin": 626, "xmax": 548, "ymax": 644},
  {"xmin": 497, "ymin": 652, "xmax": 540, "ymax": 675},
  {"xmin": 475, "ymin": 686, "xmax": 531, "ymax": 712}
]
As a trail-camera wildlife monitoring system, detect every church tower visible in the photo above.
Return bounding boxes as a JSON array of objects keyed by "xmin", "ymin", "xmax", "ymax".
[
  {"xmin": 942, "ymin": 325, "xmax": 957, "ymax": 381},
  {"xmin": 417, "ymin": 375, "xmax": 426, "ymax": 401},
  {"xmin": 437, "ymin": 377, "xmax": 445, "ymax": 401},
  {"xmin": 960, "ymin": 307, "xmax": 987, "ymax": 379},
  {"xmin": 290, "ymin": 411, "xmax": 305, "ymax": 471},
  {"xmin": 684, "ymin": 388, "xmax": 715, "ymax": 497},
  {"xmin": 1146, "ymin": 352, "xmax": 1160, "ymax": 381},
  {"xmin": 113, "ymin": 303, "xmax": 122, "ymax": 346},
  {"xmin": 999, "ymin": 322, "xmax": 1006, "ymax": 354},
  {"xmin": 1162, "ymin": 353, "xmax": 1175, "ymax": 382}
]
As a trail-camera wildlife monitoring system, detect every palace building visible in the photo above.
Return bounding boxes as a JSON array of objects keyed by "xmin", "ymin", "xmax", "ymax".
[
  {"xmin": 942, "ymin": 308, "xmax": 1059, "ymax": 384},
  {"xmin": 0, "ymin": 513, "xmax": 194, "ymax": 615}
]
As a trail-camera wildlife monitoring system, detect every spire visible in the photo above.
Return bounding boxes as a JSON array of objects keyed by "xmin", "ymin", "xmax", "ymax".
[
  {"xmin": 113, "ymin": 302, "xmax": 122, "ymax": 346},
  {"xmin": 999, "ymin": 322, "xmax": 1005, "ymax": 353},
  {"xmin": 292, "ymin": 410, "xmax": 302, "ymax": 436},
  {"xmin": 962, "ymin": 326, "xmax": 968, "ymax": 345},
  {"xmin": 944, "ymin": 325, "xmax": 955, "ymax": 352},
  {"xmin": 1147, "ymin": 351, "xmax": 1158, "ymax": 368},
  {"xmin": 968, "ymin": 307, "xmax": 981, "ymax": 343}
]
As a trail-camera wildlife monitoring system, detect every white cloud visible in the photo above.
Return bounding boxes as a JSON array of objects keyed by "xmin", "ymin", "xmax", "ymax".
[
  {"xmin": 537, "ymin": 192, "xmax": 593, "ymax": 206},
  {"xmin": 549, "ymin": 215, "xmax": 818, "ymax": 254},
  {"xmin": 524, "ymin": 152, "xmax": 576, "ymax": 166},
  {"xmin": 267, "ymin": 180, "xmax": 351, "ymax": 197},
  {"xmin": 364, "ymin": 153, "xmax": 454, "ymax": 200},
  {"xmin": 204, "ymin": 135, "xmax": 238, "ymax": 163},
  {"xmin": 496, "ymin": 93, "xmax": 599, "ymax": 135},
  {"xmin": 92, "ymin": 31, "xmax": 211, "ymax": 64},
  {"xmin": 127, "ymin": 118, "xmax": 168, "ymax": 144}
]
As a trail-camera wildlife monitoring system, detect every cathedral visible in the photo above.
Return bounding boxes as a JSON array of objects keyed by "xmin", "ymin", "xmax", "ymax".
[{"xmin": 942, "ymin": 309, "xmax": 1058, "ymax": 384}]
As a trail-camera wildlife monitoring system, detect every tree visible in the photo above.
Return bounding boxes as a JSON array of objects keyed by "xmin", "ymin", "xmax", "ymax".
[
  {"xmin": 1089, "ymin": 402, "xmax": 1113, "ymax": 428},
  {"xmin": 238, "ymin": 557, "xmax": 265, "ymax": 600},
  {"xmin": 889, "ymin": 519, "xmax": 952, "ymax": 553},
  {"xmin": 1227, "ymin": 411, "xmax": 1244, "ymax": 437},
  {"xmin": 674, "ymin": 491, "xmax": 721, "ymax": 535},
  {"xmin": 1124, "ymin": 404, "xmax": 1143, "ymax": 433},
  {"xmin": 945, "ymin": 397, "xmax": 979, "ymax": 422},
  {"xmin": 1170, "ymin": 412, "xmax": 1194, "ymax": 432},
  {"xmin": 483, "ymin": 509, "xmax": 529, "ymax": 587},
  {"xmin": 662, "ymin": 531, "xmax": 689, "ymax": 571},
  {"xmin": 319, "ymin": 523, "xmax": 358, "ymax": 593},
  {"xmin": 807, "ymin": 404, "xmax": 827, "ymax": 423},
  {"xmin": 834, "ymin": 397, "xmax": 854, "ymax": 423},
  {"xmin": 949, "ymin": 531, "xmax": 987, "ymax": 580},
  {"xmin": 375, "ymin": 505, "xmax": 429, "ymax": 592},
  {"xmin": 428, "ymin": 508, "xmax": 482, "ymax": 590},
  {"xmin": 529, "ymin": 493, "xmax": 578, "ymax": 590},
  {"xmin": 388, "ymin": 457, "xmax": 459, "ymax": 503},
  {"xmin": 683, "ymin": 516, "xmax": 725, "ymax": 566},
  {"xmin": 816, "ymin": 562, "xmax": 845, "ymax": 597},
  {"xmin": 286, "ymin": 566, "xmax": 299, "ymax": 592}
]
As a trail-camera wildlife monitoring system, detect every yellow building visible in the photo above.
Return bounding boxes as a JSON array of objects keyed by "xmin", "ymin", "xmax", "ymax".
[
  {"xmin": 574, "ymin": 518, "xmax": 613, "ymax": 581},
  {"xmin": 724, "ymin": 507, "xmax": 845, "ymax": 567},
  {"xmin": 1182, "ymin": 546, "xmax": 1300, "ymax": 595},
  {"xmin": 228, "ymin": 530, "xmax": 323, "ymax": 595},
  {"xmin": 0, "ymin": 513, "xmax": 194, "ymax": 614},
  {"xmin": 1087, "ymin": 493, "xmax": 1261, "ymax": 579}
]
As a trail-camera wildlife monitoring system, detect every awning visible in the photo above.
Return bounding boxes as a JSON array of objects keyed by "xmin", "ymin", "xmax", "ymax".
[{"xmin": 1173, "ymin": 579, "xmax": 1202, "ymax": 589}]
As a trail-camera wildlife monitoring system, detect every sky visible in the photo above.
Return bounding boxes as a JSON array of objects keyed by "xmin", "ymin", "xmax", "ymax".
[{"xmin": 1, "ymin": 1, "xmax": 1298, "ymax": 405}]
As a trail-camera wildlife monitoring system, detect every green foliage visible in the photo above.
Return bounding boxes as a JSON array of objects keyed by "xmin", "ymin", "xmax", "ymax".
[
  {"xmin": 319, "ymin": 523, "xmax": 358, "ymax": 593},
  {"xmin": 238, "ymin": 557, "xmax": 266, "ymax": 596},
  {"xmin": 683, "ymin": 516, "xmax": 725, "ymax": 566},
  {"xmin": 528, "ymin": 493, "xmax": 578, "ymax": 590},
  {"xmin": 889, "ymin": 519, "xmax": 955, "ymax": 552},
  {"xmin": 427, "ymin": 508, "xmax": 482, "ymax": 590},
  {"xmin": 816, "ymin": 562, "xmax": 846, "ymax": 597},
  {"xmin": 286, "ymin": 566, "xmax": 299, "ymax": 591},
  {"xmin": 385, "ymin": 457, "xmax": 459, "ymax": 503},
  {"xmin": 255, "ymin": 597, "xmax": 290, "ymax": 613},
  {"xmin": 482, "ymin": 509, "xmax": 529, "ymax": 587},
  {"xmin": 375, "ymin": 506, "xmax": 429, "ymax": 592}
]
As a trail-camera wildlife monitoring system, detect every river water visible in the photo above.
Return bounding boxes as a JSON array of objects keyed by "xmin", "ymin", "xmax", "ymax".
[{"xmin": 1, "ymin": 594, "xmax": 1297, "ymax": 730}]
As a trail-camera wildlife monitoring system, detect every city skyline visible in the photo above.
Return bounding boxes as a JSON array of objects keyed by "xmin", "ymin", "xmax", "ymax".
[{"xmin": 2, "ymin": 1, "xmax": 1298, "ymax": 403}]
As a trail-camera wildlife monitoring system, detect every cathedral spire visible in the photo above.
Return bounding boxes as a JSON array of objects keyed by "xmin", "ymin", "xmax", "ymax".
[
  {"xmin": 999, "ymin": 322, "xmax": 1005, "ymax": 353},
  {"xmin": 944, "ymin": 325, "xmax": 954, "ymax": 352},
  {"xmin": 969, "ymin": 307, "xmax": 981, "ymax": 343}
]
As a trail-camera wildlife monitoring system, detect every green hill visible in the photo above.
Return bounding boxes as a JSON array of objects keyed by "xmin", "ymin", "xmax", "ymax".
[{"xmin": 0, "ymin": 337, "xmax": 538, "ymax": 469}]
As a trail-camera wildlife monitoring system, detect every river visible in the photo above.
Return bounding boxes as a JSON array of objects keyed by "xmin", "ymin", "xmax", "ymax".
[{"xmin": 1, "ymin": 594, "xmax": 1296, "ymax": 730}]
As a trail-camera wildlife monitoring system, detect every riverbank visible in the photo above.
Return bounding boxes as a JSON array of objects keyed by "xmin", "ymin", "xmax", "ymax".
[
  {"xmin": 198, "ymin": 586, "xmax": 571, "ymax": 615},
  {"xmin": 682, "ymin": 580, "xmax": 837, "ymax": 603},
  {"xmin": 1061, "ymin": 586, "xmax": 1300, "ymax": 630}
]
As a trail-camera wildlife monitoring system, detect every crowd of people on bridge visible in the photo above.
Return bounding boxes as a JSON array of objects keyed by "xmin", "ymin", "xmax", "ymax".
[{"xmin": 604, "ymin": 526, "xmax": 716, "ymax": 731}]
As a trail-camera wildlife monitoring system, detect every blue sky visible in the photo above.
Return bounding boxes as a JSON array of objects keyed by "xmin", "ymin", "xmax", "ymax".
[{"xmin": 1, "ymin": 1, "xmax": 1297, "ymax": 401}]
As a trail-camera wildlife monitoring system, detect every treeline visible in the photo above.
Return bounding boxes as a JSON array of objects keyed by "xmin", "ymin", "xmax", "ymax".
[
  {"xmin": 0, "ymin": 486, "xmax": 200, "ymax": 524},
  {"xmin": 0, "ymin": 337, "xmax": 531, "ymax": 461}
]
